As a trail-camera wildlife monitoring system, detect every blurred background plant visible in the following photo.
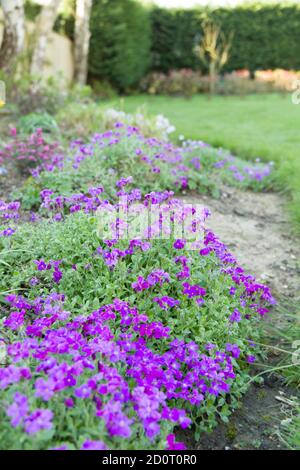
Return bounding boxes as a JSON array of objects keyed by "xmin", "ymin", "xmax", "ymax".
[{"xmin": 194, "ymin": 19, "xmax": 233, "ymax": 96}]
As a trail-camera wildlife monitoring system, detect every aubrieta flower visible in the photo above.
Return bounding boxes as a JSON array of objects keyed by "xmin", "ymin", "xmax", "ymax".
[
  {"xmin": 246, "ymin": 355, "xmax": 257, "ymax": 363},
  {"xmin": 6, "ymin": 392, "xmax": 29, "ymax": 427},
  {"xmin": 173, "ymin": 239, "xmax": 186, "ymax": 249},
  {"xmin": 24, "ymin": 409, "xmax": 53, "ymax": 434},
  {"xmin": 1, "ymin": 293, "xmax": 242, "ymax": 448},
  {"xmin": 4, "ymin": 310, "xmax": 26, "ymax": 331},
  {"xmin": 182, "ymin": 282, "xmax": 206, "ymax": 298},
  {"xmin": 116, "ymin": 176, "xmax": 133, "ymax": 188},
  {"xmin": 226, "ymin": 343, "xmax": 241, "ymax": 359},
  {"xmin": 153, "ymin": 296, "xmax": 180, "ymax": 310},
  {"xmin": 0, "ymin": 227, "xmax": 15, "ymax": 236},
  {"xmin": 81, "ymin": 440, "xmax": 107, "ymax": 450},
  {"xmin": 132, "ymin": 270, "xmax": 170, "ymax": 291},
  {"xmin": 34, "ymin": 259, "xmax": 51, "ymax": 271},
  {"xmin": 166, "ymin": 434, "xmax": 186, "ymax": 450},
  {"xmin": 229, "ymin": 309, "xmax": 242, "ymax": 323}
]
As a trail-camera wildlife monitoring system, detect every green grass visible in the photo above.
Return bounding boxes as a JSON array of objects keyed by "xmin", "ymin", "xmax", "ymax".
[{"xmin": 101, "ymin": 93, "xmax": 300, "ymax": 231}]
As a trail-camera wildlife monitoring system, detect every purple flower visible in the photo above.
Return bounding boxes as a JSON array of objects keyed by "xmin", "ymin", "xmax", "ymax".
[
  {"xmin": 35, "ymin": 377, "xmax": 55, "ymax": 401},
  {"xmin": 246, "ymin": 355, "xmax": 256, "ymax": 363},
  {"xmin": 64, "ymin": 398, "xmax": 75, "ymax": 408},
  {"xmin": 34, "ymin": 259, "xmax": 51, "ymax": 271},
  {"xmin": 30, "ymin": 277, "xmax": 39, "ymax": 286},
  {"xmin": 81, "ymin": 440, "xmax": 107, "ymax": 450},
  {"xmin": 4, "ymin": 310, "xmax": 25, "ymax": 330},
  {"xmin": 74, "ymin": 384, "xmax": 91, "ymax": 399},
  {"xmin": 24, "ymin": 409, "xmax": 53, "ymax": 434},
  {"xmin": 53, "ymin": 268, "xmax": 63, "ymax": 284},
  {"xmin": 153, "ymin": 296, "xmax": 180, "ymax": 310},
  {"xmin": 116, "ymin": 176, "xmax": 133, "ymax": 188},
  {"xmin": 229, "ymin": 309, "xmax": 242, "ymax": 323},
  {"xmin": 0, "ymin": 227, "xmax": 15, "ymax": 237},
  {"xmin": 182, "ymin": 282, "xmax": 206, "ymax": 298},
  {"xmin": 226, "ymin": 343, "xmax": 241, "ymax": 359},
  {"xmin": 6, "ymin": 393, "xmax": 29, "ymax": 426},
  {"xmin": 132, "ymin": 276, "xmax": 149, "ymax": 292},
  {"xmin": 199, "ymin": 247, "xmax": 213, "ymax": 256},
  {"xmin": 173, "ymin": 239, "xmax": 186, "ymax": 250},
  {"xmin": 166, "ymin": 434, "xmax": 186, "ymax": 450},
  {"xmin": 88, "ymin": 186, "xmax": 104, "ymax": 196},
  {"xmin": 229, "ymin": 286, "xmax": 236, "ymax": 295}
]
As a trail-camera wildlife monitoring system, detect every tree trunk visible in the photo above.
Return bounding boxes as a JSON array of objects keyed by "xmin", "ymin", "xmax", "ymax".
[
  {"xmin": 0, "ymin": 0, "xmax": 25, "ymax": 73},
  {"xmin": 30, "ymin": 0, "xmax": 61, "ymax": 75},
  {"xmin": 74, "ymin": 0, "xmax": 92, "ymax": 85},
  {"xmin": 209, "ymin": 62, "xmax": 216, "ymax": 97}
]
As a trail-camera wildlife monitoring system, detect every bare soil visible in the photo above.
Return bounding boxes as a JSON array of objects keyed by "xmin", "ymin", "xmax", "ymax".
[{"xmin": 179, "ymin": 187, "xmax": 300, "ymax": 450}]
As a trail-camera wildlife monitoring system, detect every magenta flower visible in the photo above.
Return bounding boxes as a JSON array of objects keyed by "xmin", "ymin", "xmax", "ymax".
[
  {"xmin": 182, "ymin": 282, "xmax": 206, "ymax": 298},
  {"xmin": 166, "ymin": 434, "xmax": 186, "ymax": 450},
  {"xmin": 173, "ymin": 239, "xmax": 185, "ymax": 250},
  {"xmin": 81, "ymin": 440, "xmax": 107, "ymax": 450},
  {"xmin": 0, "ymin": 227, "xmax": 15, "ymax": 237},
  {"xmin": 246, "ymin": 355, "xmax": 256, "ymax": 363},
  {"xmin": 116, "ymin": 176, "xmax": 133, "ymax": 188},
  {"xmin": 34, "ymin": 259, "xmax": 51, "ymax": 271},
  {"xmin": 6, "ymin": 393, "xmax": 29, "ymax": 427},
  {"xmin": 153, "ymin": 296, "xmax": 180, "ymax": 310},
  {"xmin": 4, "ymin": 310, "xmax": 25, "ymax": 330},
  {"xmin": 53, "ymin": 268, "xmax": 63, "ymax": 284},
  {"xmin": 199, "ymin": 247, "xmax": 213, "ymax": 256},
  {"xmin": 229, "ymin": 309, "xmax": 242, "ymax": 323},
  {"xmin": 226, "ymin": 343, "xmax": 241, "ymax": 359},
  {"xmin": 24, "ymin": 409, "xmax": 53, "ymax": 434},
  {"xmin": 35, "ymin": 377, "xmax": 55, "ymax": 401},
  {"xmin": 74, "ymin": 384, "xmax": 91, "ymax": 399}
]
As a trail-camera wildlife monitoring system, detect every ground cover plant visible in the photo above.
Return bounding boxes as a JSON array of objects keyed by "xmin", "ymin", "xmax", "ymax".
[
  {"xmin": 0, "ymin": 120, "xmax": 276, "ymax": 450},
  {"xmin": 10, "ymin": 124, "xmax": 273, "ymax": 211}
]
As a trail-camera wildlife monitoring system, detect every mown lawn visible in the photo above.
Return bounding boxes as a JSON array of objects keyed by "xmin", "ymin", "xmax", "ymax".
[{"xmin": 102, "ymin": 93, "xmax": 300, "ymax": 231}]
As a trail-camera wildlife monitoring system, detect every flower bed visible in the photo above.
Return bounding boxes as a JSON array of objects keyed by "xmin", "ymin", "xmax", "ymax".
[
  {"xmin": 0, "ymin": 124, "xmax": 275, "ymax": 450},
  {"xmin": 9, "ymin": 124, "xmax": 273, "ymax": 213}
]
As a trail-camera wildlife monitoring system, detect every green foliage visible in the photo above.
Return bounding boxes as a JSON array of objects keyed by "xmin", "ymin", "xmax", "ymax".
[
  {"xmin": 24, "ymin": 0, "xmax": 41, "ymax": 21},
  {"xmin": 90, "ymin": 80, "xmax": 117, "ymax": 100},
  {"xmin": 140, "ymin": 70, "xmax": 207, "ymax": 98},
  {"xmin": 89, "ymin": 0, "xmax": 151, "ymax": 90},
  {"xmin": 18, "ymin": 113, "xmax": 59, "ymax": 136},
  {"xmin": 3, "ymin": 74, "xmax": 67, "ymax": 116},
  {"xmin": 150, "ymin": 3, "xmax": 300, "ymax": 74}
]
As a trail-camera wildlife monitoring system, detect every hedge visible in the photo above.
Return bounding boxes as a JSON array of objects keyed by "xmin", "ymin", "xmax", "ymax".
[
  {"xmin": 26, "ymin": 1, "xmax": 300, "ymax": 87},
  {"xmin": 89, "ymin": 0, "xmax": 151, "ymax": 91},
  {"xmin": 150, "ymin": 3, "xmax": 300, "ymax": 74}
]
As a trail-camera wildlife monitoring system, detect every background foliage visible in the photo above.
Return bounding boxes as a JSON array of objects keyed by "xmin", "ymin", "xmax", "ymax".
[
  {"xmin": 149, "ymin": 3, "xmax": 300, "ymax": 74},
  {"xmin": 88, "ymin": 0, "xmax": 151, "ymax": 90}
]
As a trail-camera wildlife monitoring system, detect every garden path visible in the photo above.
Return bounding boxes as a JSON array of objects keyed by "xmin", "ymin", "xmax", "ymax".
[{"xmin": 179, "ymin": 187, "xmax": 300, "ymax": 450}]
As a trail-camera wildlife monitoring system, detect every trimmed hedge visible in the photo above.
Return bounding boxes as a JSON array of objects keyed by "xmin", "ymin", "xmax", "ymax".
[
  {"xmin": 27, "ymin": 1, "xmax": 300, "ymax": 87},
  {"xmin": 150, "ymin": 3, "xmax": 300, "ymax": 73},
  {"xmin": 89, "ymin": 0, "xmax": 151, "ymax": 91}
]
